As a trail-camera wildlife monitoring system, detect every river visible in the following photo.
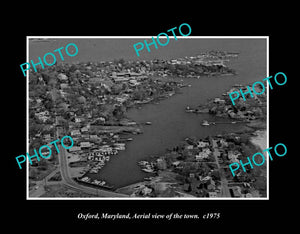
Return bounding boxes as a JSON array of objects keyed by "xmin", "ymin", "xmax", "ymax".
[{"xmin": 29, "ymin": 37, "xmax": 267, "ymax": 188}]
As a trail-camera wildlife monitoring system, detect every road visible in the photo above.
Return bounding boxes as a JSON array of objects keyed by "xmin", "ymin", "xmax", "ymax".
[{"xmin": 210, "ymin": 138, "xmax": 231, "ymax": 198}]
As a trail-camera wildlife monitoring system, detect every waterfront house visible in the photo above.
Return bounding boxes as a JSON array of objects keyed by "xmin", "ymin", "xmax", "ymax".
[
  {"xmin": 156, "ymin": 158, "xmax": 167, "ymax": 170},
  {"xmin": 141, "ymin": 186, "xmax": 153, "ymax": 196},
  {"xmin": 185, "ymin": 145, "xmax": 194, "ymax": 150},
  {"xmin": 214, "ymin": 97, "xmax": 226, "ymax": 104},
  {"xmin": 115, "ymin": 95, "xmax": 129, "ymax": 104},
  {"xmin": 197, "ymin": 141, "xmax": 209, "ymax": 148}
]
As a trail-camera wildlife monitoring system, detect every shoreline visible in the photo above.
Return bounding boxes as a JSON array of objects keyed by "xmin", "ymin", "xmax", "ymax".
[
  {"xmin": 250, "ymin": 129, "xmax": 267, "ymax": 152},
  {"xmin": 118, "ymin": 82, "xmax": 267, "ymax": 198}
]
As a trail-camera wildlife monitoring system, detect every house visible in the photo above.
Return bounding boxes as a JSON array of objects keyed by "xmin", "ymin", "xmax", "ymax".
[
  {"xmin": 43, "ymin": 134, "xmax": 51, "ymax": 141},
  {"xmin": 214, "ymin": 97, "xmax": 226, "ymax": 104},
  {"xmin": 197, "ymin": 141, "xmax": 209, "ymax": 148},
  {"xmin": 156, "ymin": 158, "xmax": 167, "ymax": 170},
  {"xmin": 90, "ymin": 135, "xmax": 99, "ymax": 139},
  {"xmin": 81, "ymin": 127, "xmax": 88, "ymax": 133},
  {"xmin": 172, "ymin": 161, "xmax": 181, "ymax": 167},
  {"xmin": 207, "ymin": 179, "xmax": 216, "ymax": 191},
  {"xmin": 141, "ymin": 186, "xmax": 153, "ymax": 196},
  {"xmin": 208, "ymin": 192, "xmax": 218, "ymax": 198},
  {"xmin": 60, "ymin": 83, "xmax": 69, "ymax": 89},
  {"xmin": 228, "ymin": 151, "xmax": 241, "ymax": 163},
  {"xmin": 75, "ymin": 117, "xmax": 82, "ymax": 123},
  {"xmin": 185, "ymin": 145, "xmax": 194, "ymax": 150},
  {"xmin": 57, "ymin": 73, "xmax": 68, "ymax": 81},
  {"xmin": 35, "ymin": 111, "xmax": 50, "ymax": 122},
  {"xmin": 228, "ymin": 110, "xmax": 236, "ymax": 118},
  {"xmin": 129, "ymin": 79, "xmax": 140, "ymax": 86},
  {"xmin": 80, "ymin": 142, "xmax": 92, "ymax": 149},
  {"xmin": 195, "ymin": 149, "xmax": 211, "ymax": 160},
  {"xmin": 112, "ymin": 77, "xmax": 130, "ymax": 83},
  {"xmin": 219, "ymin": 139, "xmax": 228, "ymax": 147},
  {"xmin": 115, "ymin": 95, "xmax": 129, "ymax": 104},
  {"xmin": 69, "ymin": 146, "xmax": 81, "ymax": 152},
  {"xmin": 230, "ymin": 186, "xmax": 242, "ymax": 197},
  {"xmin": 71, "ymin": 129, "xmax": 81, "ymax": 136}
]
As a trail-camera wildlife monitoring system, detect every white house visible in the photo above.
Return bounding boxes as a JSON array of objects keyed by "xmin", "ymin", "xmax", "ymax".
[
  {"xmin": 197, "ymin": 141, "xmax": 209, "ymax": 148},
  {"xmin": 80, "ymin": 142, "xmax": 92, "ymax": 148}
]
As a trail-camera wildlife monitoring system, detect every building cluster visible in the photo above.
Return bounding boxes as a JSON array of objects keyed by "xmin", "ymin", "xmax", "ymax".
[
  {"xmin": 137, "ymin": 133, "xmax": 264, "ymax": 198},
  {"xmin": 195, "ymin": 84, "xmax": 267, "ymax": 121}
]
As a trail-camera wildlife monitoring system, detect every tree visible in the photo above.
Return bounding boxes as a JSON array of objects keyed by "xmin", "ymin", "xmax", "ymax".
[
  {"xmin": 111, "ymin": 84, "xmax": 123, "ymax": 95},
  {"xmin": 112, "ymin": 105, "xmax": 126, "ymax": 120}
]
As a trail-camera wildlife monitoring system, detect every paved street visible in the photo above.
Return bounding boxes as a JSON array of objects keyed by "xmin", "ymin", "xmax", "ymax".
[{"xmin": 211, "ymin": 138, "xmax": 231, "ymax": 198}]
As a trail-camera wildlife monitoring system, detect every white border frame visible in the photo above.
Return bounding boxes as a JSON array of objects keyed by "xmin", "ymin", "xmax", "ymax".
[{"xmin": 26, "ymin": 36, "xmax": 269, "ymax": 200}]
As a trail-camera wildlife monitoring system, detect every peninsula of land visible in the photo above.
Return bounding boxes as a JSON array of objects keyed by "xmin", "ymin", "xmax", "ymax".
[{"xmin": 28, "ymin": 51, "xmax": 240, "ymax": 197}]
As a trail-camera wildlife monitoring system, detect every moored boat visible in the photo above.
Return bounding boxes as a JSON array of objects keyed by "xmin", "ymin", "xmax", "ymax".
[{"xmin": 202, "ymin": 120, "xmax": 210, "ymax": 126}]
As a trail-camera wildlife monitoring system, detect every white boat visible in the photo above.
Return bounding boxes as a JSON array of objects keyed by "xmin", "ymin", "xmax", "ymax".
[
  {"xmin": 202, "ymin": 120, "xmax": 210, "ymax": 126},
  {"xmin": 142, "ymin": 168, "xmax": 154, "ymax": 173}
]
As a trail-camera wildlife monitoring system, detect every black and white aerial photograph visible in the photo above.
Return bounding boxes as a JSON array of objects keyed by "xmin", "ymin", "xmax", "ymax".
[{"xmin": 27, "ymin": 37, "xmax": 268, "ymax": 199}]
